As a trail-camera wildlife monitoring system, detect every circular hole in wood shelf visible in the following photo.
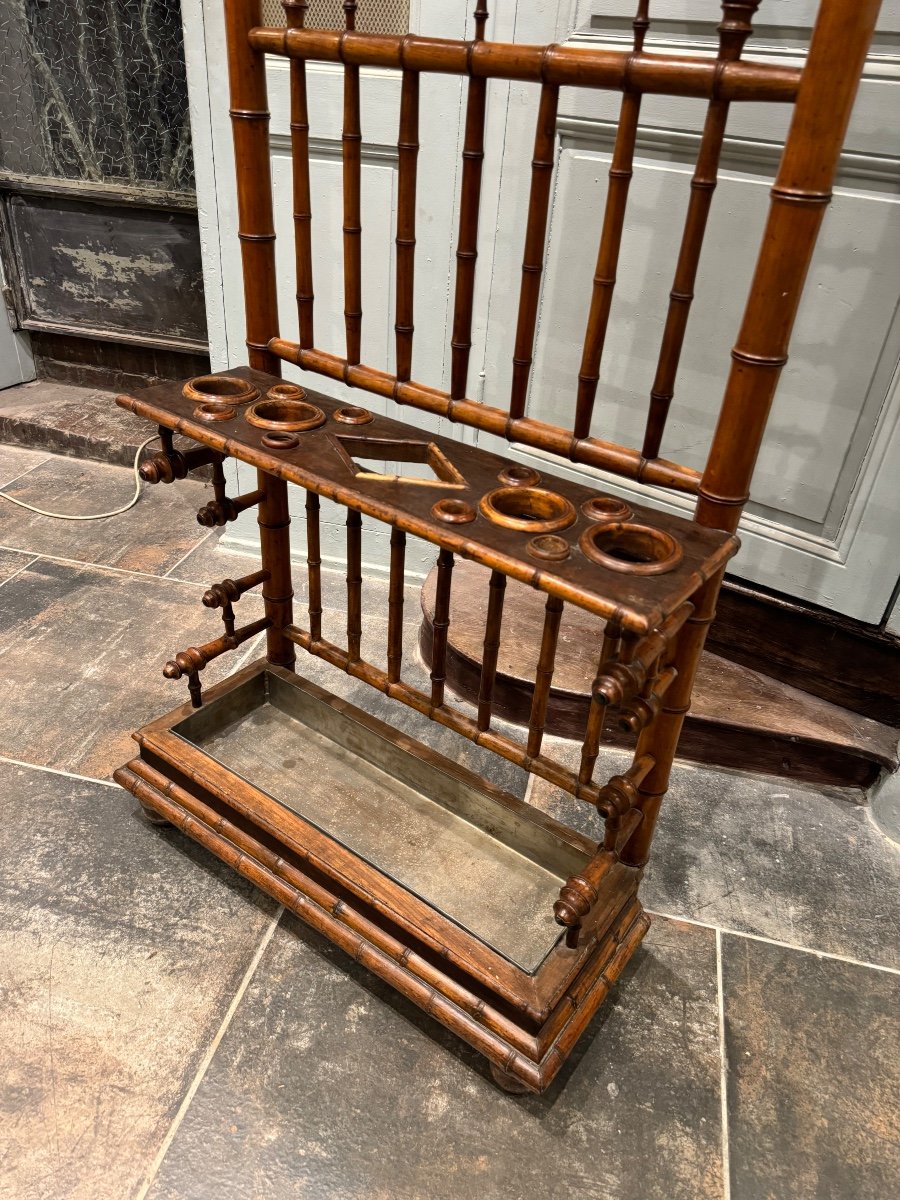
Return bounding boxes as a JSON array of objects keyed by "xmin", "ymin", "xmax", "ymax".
[
  {"xmin": 245, "ymin": 397, "xmax": 326, "ymax": 433},
  {"xmin": 333, "ymin": 405, "xmax": 374, "ymax": 425},
  {"xmin": 261, "ymin": 431, "xmax": 301, "ymax": 450},
  {"xmin": 527, "ymin": 534, "xmax": 571, "ymax": 562},
  {"xmin": 479, "ymin": 486, "xmax": 576, "ymax": 534},
  {"xmin": 498, "ymin": 464, "xmax": 541, "ymax": 487},
  {"xmin": 182, "ymin": 375, "xmax": 259, "ymax": 406},
  {"xmin": 581, "ymin": 495, "xmax": 632, "ymax": 523},
  {"xmin": 266, "ymin": 382, "xmax": 307, "ymax": 403},
  {"xmin": 432, "ymin": 498, "xmax": 477, "ymax": 525},
  {"xmin": 579, "ymin": 522, "xmax": 683, "ymax": 575},
  {"xmin": 194, "ymin": 402, "xmax": 237, "ymax": 423}
]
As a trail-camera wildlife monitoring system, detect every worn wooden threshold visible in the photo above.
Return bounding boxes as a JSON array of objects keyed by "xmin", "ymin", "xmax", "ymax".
[{"xmin": 420, "ymin": 560, "xmax": 899, "ymax": 790}]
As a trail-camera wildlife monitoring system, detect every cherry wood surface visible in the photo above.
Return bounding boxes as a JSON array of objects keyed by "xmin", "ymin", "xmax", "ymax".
[
  {"xmin": 119, "ymin": 367, "xmax": 736, "ymax": 634},
  {"xmin": 111, "ymin": 0, "xmax": 883, "ymax": 1091}
]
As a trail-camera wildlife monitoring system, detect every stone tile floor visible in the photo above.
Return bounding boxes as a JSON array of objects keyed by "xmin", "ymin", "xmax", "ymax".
[{"xmin": 1, "ymin": 447, "xmax": 898, "ymax": 1199}]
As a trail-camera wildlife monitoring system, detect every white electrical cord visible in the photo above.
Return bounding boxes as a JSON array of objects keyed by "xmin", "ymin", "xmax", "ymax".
[{"xmin": 0, "ymin": 436, "xmax": 159, "ymax": 521}]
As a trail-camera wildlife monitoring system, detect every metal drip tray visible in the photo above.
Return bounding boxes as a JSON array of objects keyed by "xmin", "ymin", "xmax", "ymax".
[{"xmin": 173, "ymin": 669, "xmax": 589, "ymax": 973}]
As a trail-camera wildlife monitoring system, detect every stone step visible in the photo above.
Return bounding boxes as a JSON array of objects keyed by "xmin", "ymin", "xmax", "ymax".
[
  {"xmin": 0, "ymin": 379, "xmax": 211, "ymax": 477},
  {"xmin": 0, "ymin": 380, "xmax": 156, "ymax": 468}
]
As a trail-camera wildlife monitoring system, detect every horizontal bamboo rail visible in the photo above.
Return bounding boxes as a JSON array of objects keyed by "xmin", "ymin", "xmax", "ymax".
[
  {"xmin": 118, "ymin": 758, "xmax": 541, "ymax": 1057},
  {"xmin": 248, "ymin": 28, "xmax": 801, "ymax": 104},
  {"xmin": 284, "ymin": 622, "xmax": 611, "ymax": 808},
  {"xmin": 282, "ymin": 619, "xmax": 669, "ymax": 818},
  {"xmin": 118, "ymin": 755, "xmax": 650, "ymax": 1091},
  {"xmin": 267, "ymin": 338, "xmax": 700, "ymax": 494}
]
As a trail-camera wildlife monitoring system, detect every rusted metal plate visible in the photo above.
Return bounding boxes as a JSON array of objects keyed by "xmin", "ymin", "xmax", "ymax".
[{"xmin": 4, "ymin": 193, "xmax": 206, "ymax": 349}]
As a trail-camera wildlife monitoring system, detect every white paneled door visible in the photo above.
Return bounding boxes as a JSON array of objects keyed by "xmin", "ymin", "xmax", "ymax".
[
  {"xmin": 473, "ymin": 0, "xmax": 900, "ymax": 623},
  {"xmin": 184, "ymin": 0, "xmax": 900, "ymax": 621}
]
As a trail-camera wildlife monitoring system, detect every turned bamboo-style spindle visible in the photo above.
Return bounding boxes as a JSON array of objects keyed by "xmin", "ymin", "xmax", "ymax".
[
  {"xmin": 283, "ymin": 0, "xmax": 315, "ymax": 349},
  {"xmin": 196, "ymin": 459, "xmax": 263, "ymax": 528},
  {"xmin": 642, "ymin": 1, "xmax": 761, "ymax": 459},
  {"xmin": 164, "ymin": 617, "xmax": 270, "ymax": 708},
  {"xmin": 430, "ymin": 549, "xmax": 454, "ymax": 707},
  {"xmin": 578, "ymin": 620, "xmax": 624, "ymax": 786},
  {"xmin": 450, "ymin": 3, "xmax": 489, "ymax": 404},
  {"xmin": 269, "ymin": 334, "xmax": 701, "ymax": 492},
  {"xmin": 387, "ymin": 526, "xmax": 406, "ymax": 683},
  {"xmin": 395, "ymin": 65, "xmax": 420, "ymax": 382},
  {"xmin": 526, "ymin": 594, "xmax": 564, "ymax": 758},
  {"xmin": 305, "ymin": 490, "xmax": 323, "ymax": 641},
  {"xmin": 477, "ymin": 568, "xmax": 506, "ymax": 732},
  {"xmin": 224, "ymin": 0, "xmax": 281, "ymax": 374},
  {"xmin": 509, "ymin": 82, "xmax": 560, "ymax": 421},
  {"xmin": 342, "ymin": 1, "xmax": 363, "ymax": 365},
  {"xmin": 140, "ymin": 429, "xmax": 218, "ymax": 484},
  {"xmin": 253, "ymin": 23, "xmax": 800, "ymax": 104},
  {"xmin": 573, "ymin": 0, "xmax": 650, "ymax": 440},
  {"xmin": 346, "ymin": 507, "xmax": 363, "ymax": 661},
  {"xmin": 257, "ymin": 471, "xmax": 295, "ymax": 670}
]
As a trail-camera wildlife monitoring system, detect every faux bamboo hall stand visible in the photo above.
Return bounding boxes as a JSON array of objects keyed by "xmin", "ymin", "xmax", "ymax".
[{"xmin": 114, "ymin": 0, "xmax": 881, "ymax": 1093}]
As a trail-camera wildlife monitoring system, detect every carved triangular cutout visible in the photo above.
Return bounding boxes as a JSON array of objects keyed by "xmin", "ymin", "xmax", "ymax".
[{"xmin": 331, "ymin": 435, "xmax": 467, "ymax": 488}]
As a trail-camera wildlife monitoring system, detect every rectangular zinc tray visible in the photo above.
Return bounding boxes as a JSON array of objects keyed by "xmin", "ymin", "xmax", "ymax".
[{"xmin": 168, "ymin": 663, "xmax": 592, "ymax": 975}]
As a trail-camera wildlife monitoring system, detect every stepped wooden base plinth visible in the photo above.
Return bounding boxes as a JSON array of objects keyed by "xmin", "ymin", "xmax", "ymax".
[{"xmin": 115, "ymin": 659, "xmax": 649, "ymax": 1093}]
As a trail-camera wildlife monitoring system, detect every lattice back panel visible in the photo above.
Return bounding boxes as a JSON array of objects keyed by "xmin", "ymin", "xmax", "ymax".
[{"xmin": 261, "ymin": 0, "xmax": 410, "ymax": 34}]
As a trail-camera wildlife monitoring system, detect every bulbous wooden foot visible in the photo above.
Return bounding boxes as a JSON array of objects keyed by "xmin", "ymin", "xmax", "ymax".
[
  {"xmin": 489, "ymin": 1062, "xmax": 532, "ymax": 1094},
  {"xmin": 139, "ymin": 800, "xmax": 173, "ymax": 827}
]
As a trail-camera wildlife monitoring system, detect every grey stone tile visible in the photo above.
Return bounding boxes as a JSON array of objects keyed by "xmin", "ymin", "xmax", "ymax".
[
  {"xmin": 0, "ymin": 454, "xmax": 213, "ymax": 575},
  {"xmin": 0, "ymin": 443, "xmax": 50, "ymax": 488},
  {"xmin": 0, "ymin": 547, "xmax": 35, "ymax": 586},
  {"xmin": 145, "ymin": 914, "xmax": 723, "ymax": 1200},
  {"xmin": 164, "ymin": 529, "xmax": 272, "ymax": 588},
  {"xmin": 0, "ymin": 759, "xmax": 277, "ymax": 1200},
  {"xmin": 722, "ymin": 934, "xmax": 900, "ymax": 1200},
  {"xmin": 642, "ymin": 765, "xmax": 900, "ymax": 970},
  {"xmin": 528, "ymin": 744, "xmax": 900, "ymax": 970},
  {"xmin": 0, "ymin": 557, "xmax": 265, "ymax": 779}
]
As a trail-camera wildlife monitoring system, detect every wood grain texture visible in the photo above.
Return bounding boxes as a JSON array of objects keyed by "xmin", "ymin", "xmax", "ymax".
[
  {"xmin": 225, "ymin": 0, "xmax": 281, "ymax": 374},
  {"xmin": 395, "ymin": 68, "xmax": 419, "ymax": 382},
  {"xmin": 119, "ymin": 367, "xmax": 737, "ymax": 635},
  {"xmin": 342, "ymin": 1, "xmax": 362, "ymax": 365},
  {"xmin": 574, "ymin": 2, "xmax": 649, "ymax": 440},
  {"xmin": 283, "ymin": 1, "xmax": 315, "ymax": 348},
  {"xmin": 642, "ymin": 2, "xmax": 761, "ymax": 459},
  {"xmin": 711, "ymin": 579, "xmax": 900, "ymax": 726},
  {"xmin": 450, "ymin": 6, "xmax": 489, "ymax": 403},
  {"xmin": 114, "ymin": 0, "xmax": 882, "ymax": 1092},
  {"xmin": 509, "ymin": 83, "xmax": 560, "ymax": 421}
]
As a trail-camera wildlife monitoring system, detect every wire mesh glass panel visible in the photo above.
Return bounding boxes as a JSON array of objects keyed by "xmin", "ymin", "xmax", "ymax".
[
  {"xmin": 0, "ymin": 0, "xmax": 193, "ymax": 193},
  {"xmin": 261, "ymin": 0, "xmax": 410, "ymax": 34}
]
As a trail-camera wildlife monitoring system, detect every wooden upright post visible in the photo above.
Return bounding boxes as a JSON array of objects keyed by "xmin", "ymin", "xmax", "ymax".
[{"xmin": 225, "ymin": 0, "xmax": 281, "ymax": 375}]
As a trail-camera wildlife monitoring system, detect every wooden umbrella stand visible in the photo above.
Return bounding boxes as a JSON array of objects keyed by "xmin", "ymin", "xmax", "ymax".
[{"xmin": 113, "ymin": 0, "xmax": 881, "ymax": 1092}]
